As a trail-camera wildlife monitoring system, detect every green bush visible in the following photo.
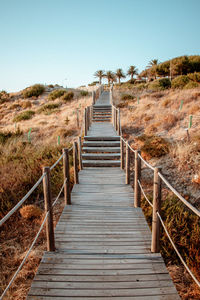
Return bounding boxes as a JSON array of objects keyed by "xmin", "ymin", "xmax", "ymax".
[
  {"xmin": 88, "ymin": 81, "xmax": 98, "ymax": 86},
  {"xmin": 149, "ymin": 78, "xmax": 171, "ymax": 91},
  {"xmin": 48, "ymin": 89, "xmax": 66, "ymax": 100},
  {"xmin": 13, "ymin": 110, "xmax": 35, "ymax": 122},
  {"xmin": 187, "ymin": 72, "xmax": 200, "ymax": 82},
  {"xmin": 184, "ymin": 81, "xmax": 200, "ymax": 89},
  {"xmin": 62, "ymin": 91, "xmax": 74, "ymax": 102},
  {"xmin": 171, "ymin": 75, "xmax": 190, "ymax": 88},
  {"xmin": 121, "ymin": 94, "xmax": 134, "ymax": 101},
  {"xmin": 0, "ymin": 90, "xmax": 9, "ymax": 104},
  {"xmin": 80, "ymin": 90, "xmax": 89, "ymax": 97},
  {"xmin": 38, "ymin": 103, "xmax": 60, "ymax": 114},
  {"xmin": 23, "ymin": 84, "xmax": 45, "ymax": 98}
]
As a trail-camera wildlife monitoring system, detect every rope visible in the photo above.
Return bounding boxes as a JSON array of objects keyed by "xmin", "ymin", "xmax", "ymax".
[
  {"xmin": 158, "ymin": 172, "xmax": 200, "ymax": 217},
  {"xmin": 138, "ymin": 180, "xmax": 153, "ymax": 208},
  {"xmin": 138, "ymin": 153, "xmax": 155, "ymax": 171},
  {"xmin": 0, "ymin": 174, "xmax": 46, "ymax": 227},
  {"xmin": 157, "ymin": 212, "xmax": 200, "ymax": 288},
  {"xmin": 52, "ymin": 178, "xmax": 68, "ymax": 208},
  {"xmin": 120, "ymin": 136, "xmax": 136, "ymax": 153},
  {"xmin": 50, "ymin": 153, "xmax": 64, "ymax": 171},
  {"xmin": 0, "ymin": 212, "xmax": 49, "ymax": 299}
]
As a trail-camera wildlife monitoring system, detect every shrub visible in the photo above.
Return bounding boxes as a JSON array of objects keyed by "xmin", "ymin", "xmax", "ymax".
[
  {"xmin": 187, "ymin": 72, "xmax": 200, "ymax": 82},
  {"xmin": 10, "ymin": 103, "xmax": 21, "ymax": 109},
  {"xmin": 162, "ymin": 98, "xmax": 171, "ymax": 107},
  {"xmin": 62, "ymin": 91, "xmax": 74, "ymax": 102},
  {"xmin": 136, "ymin": 135, "xmax": 169, "ymax": 159},
  {"xmin": 121, "ymin": 94, "xmax": 134, "ymax": 101},
  {"xmin": 0, "ymin": 90, "xmax": 9, "ymax": 104},
  {"xmin": 149, "ymin": 78, "xmax": 171, "ymax": 91},
  {"xmin": 0, "ymin": 129, "xmax": 22, "ymax": 144},
  {"xmin": 184, "ymin": 81, "xmax": 199, "ymax": 89},
  {"xmin": 21, "ymin": 101, "xmax": 32, "ymax": 109},
  {"xmin": 20, "ymin": 205, "xmax": 43, "ymax": 219},
  {"xmin": 48, "ymin": 84, "xmax": 54, "ymax": 88},
  {"xmin": 13, "ymin": 110, "xmax": 35, "ymax": 122},
  {"xmin": 48, "ymin": 89, "xmax": 66, "ymax": 101},
  {"xmin": 23, "ymin": 84, "xmax": 45, "ymax": 98},
  {"xmin": 171, "ymin": 75, "xmax": 190, "ymax": 88},
  {"xmin": 80, "ymin": 90, "xmax": 89, "ymax": 97},
  {"xmin": 88, "ymin": 81, "xmax": 98, "ymax": 86},
  {"xmin": 38, "ymin": 103, "xmax": 60, "ymax": 114},
  {"xmin": 162, "ymin": 114, "xmax": 178, "ymax": 130}
]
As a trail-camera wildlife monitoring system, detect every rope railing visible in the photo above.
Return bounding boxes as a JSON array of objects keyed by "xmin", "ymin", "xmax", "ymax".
[
  {"xmin": 158, "ymin": 172, "xmax": 200, "ymax": 218},
  {"xmin": 0, "ymin": 211, "xmax": 49, "ymax": 299},
  {"xmin": 0, "ymin": 174, "xmax": 46, "ymax": 227},
  {"xmin": 157, "ymin": 212, "xmax": 200, "ymax": 288},
  {"xmin": 112, "ymin": 93, "xmax": 200, "ymax": 288},
  {"xmin": 138, "ymin": 179, "xmax": 153, "ymax": 208}
]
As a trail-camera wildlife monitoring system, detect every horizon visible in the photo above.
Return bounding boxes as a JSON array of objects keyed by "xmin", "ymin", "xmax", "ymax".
[{"xmin": 0, "ymin": 0, "xmax": 200, "ymax": 92}]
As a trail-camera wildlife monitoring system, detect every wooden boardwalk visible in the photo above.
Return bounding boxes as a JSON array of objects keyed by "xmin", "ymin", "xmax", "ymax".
[{"xmin": 27, "ymin": 91, "xmax": 179, "ymax": 299}]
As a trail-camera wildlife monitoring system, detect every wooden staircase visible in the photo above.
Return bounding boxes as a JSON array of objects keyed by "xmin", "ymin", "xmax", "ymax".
[
  {"xmin": 92, "ymin": 105, "xmax": 112, "ymax": 122},
  {"xmin": 82, "ymin": 136, "xmax": 121, "ymax": 167}
]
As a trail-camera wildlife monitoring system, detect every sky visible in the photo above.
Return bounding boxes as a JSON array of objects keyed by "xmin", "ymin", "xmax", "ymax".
[{"xmin": 0, "ymin": 0, "xmax": 200, "ymax": 92}]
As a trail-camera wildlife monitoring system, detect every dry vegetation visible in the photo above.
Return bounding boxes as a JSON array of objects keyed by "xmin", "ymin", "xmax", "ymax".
[
  {"xmin": 114, "ymin": 85, "xmax": 200, "ymax": 299},
  {"xmin": 0, "ymin": 85, "xmax": 92, "ymax": 299}
]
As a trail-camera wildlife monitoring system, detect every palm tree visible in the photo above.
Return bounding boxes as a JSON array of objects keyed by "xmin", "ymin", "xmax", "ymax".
[
  {"xmin": 115, "ymin": 68, "xmax": 125, "ymax": 84},
  {"xmin": 127, "ymin": 66, "xmax": 138, "ymax": 81},
  {"xmin": 94, "ymin": 70, "xmax": 105, "ymax": 84},
  {"xmin": 147, "ymin": 59, "xmax": 159, "ymax": 79},
  {"xmin": 148, "ymin": 59, "xmax": 159, "ymax": 67},
  {"xmin": 104, "ymin": 71, "xmax": 116, "ymax": 85}
]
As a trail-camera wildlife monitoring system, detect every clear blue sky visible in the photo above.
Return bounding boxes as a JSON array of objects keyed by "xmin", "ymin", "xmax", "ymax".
[{"xmin": 0, "ymin": 0, "xmax": 200, "ymax": 92}]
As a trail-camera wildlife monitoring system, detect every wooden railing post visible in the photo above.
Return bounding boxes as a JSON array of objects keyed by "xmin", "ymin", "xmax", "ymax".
[
  {"xmin": 73, "ymin": 141, "xmax": 79, "ymax": 184},
  {"xmin": 115, "ymin": 109, "xmax": 117, "ymax": 131},
  {"xmin": 87, "ymin": 107, "xmax": 90, "ymax": 131},
  {"xmin": 63, "ymin": 148, "xmax": 71, "ymax": 205},
  {"xmin": 134, "ymin": 150, "xmax": 141, "ymax": 207},
  {"xmin": 151, "ymin": 167, "xmax": 162, "ymax": 253},
  {"xmin": 117, "ymin": 109, "xmax": 120, "ymax": 135},
  {"xmin": 84, "ymin": 108, "xmax": 87, "ymax": 136},
  {"xmin": 110, "ymin": 89, "xmax": 113, "ymax": 104},
  {"xmin": 43, "ymin": 167, "xmax": 55, "ymax": 251},
  {"xmin": 78, "ymin": 136, "xmax": 83, "ymax": 170},
  {"xmin": 126, "ymin": 142, "xmax": 130, "ymax": 184},
  {"xmin": 120, "ymin": 138, "xmax": 124, "ymax": 169}
]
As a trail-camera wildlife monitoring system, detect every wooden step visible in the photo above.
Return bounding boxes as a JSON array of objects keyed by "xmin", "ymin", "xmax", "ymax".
[
  {"xmin": 82, "ymin": 153, "xmax": 121, "ymax": 160},
  {"xmin": 82, "ymin": 160, "xmax": 121, "ymax": 167},
  {"xmin": 93, "ymin": 116, "xmax": 111, "ymax": 119},
  {"xmin": 82, "ymin": 147, "xmax": 120, "ymax": 153},
  {"xmin": 83, "ymin": 141, "xmax": 120, "ymax": 147},
  {"xmin": 84, "ymin": 136, "xmax": 120, "ymax": 141}
]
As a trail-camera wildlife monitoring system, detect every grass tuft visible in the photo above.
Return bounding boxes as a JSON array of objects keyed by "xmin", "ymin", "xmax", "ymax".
[{"xmin": 13, "ymin": 110, "xmax": 35, "ymax": 122}]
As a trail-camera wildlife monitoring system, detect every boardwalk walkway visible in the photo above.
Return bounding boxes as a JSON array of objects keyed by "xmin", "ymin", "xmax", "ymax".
[{"xmin": 27, "ymin": 91, "xmax": 179, "ymax": 299}]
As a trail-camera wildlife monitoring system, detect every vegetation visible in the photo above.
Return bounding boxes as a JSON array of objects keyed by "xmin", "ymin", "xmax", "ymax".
[
  {"xmin": 115, "ymin": 68, "xmax": 125, "ymax": 84},
  {"xmin": 48, "ymin": 89, "xmax": 66, "ymax": 100},
  {"xmin": 121, "ymin": 94, "xmax": 135, "ymax": 101},
  {"xmin": 104, "ymin": 71, "xmax": 116, "ymax": 85},
  {"xmin": 135, "ymin": 135, "xmax": 169, "ymax": 159},
  {"xmin": 23, "ymin": 84, "xmax": 45, "ymax": 98},
  {"xmin": 62, "ymin": 91, "xmax": 74, "ymax": 102},
  {"xmin": 94, "ymin": 70, "xmax": 105, "ymax": 84},
  {"xmin": 80, "ymin": 90, "xmax": 89, "ymax": 97},
  {"xmin": 19, "ymin": 204, "xmax": 43, "ymax": 220},
  {"xmin": 38, "ymin": 103, "xmax": 60, "ymax": 114},
  {"xmin": 149, "ymin": 78, "xmax": 171, "ymax": 91},
  {"xmin": 13, "ymin": 110, "xmax": 35, "ymax": 122},
  {"xmin": 0, "ymin": 129, "xmax": 23, "ymax": 145},
  {"xmin": 127, "ymin": 65, "xmax": 138, "ymax": 81},
  {"xmin": 0, "ymin": 90, "xmax": 9, "ymax": 104}
]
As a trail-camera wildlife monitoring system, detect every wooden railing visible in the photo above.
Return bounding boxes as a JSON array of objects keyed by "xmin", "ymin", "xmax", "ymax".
[{"xmin": 111, "ymin": 96, "xmax": 200, "ymax": 288}]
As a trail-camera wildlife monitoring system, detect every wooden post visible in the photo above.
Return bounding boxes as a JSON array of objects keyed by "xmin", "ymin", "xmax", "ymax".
[
  {"xmin": 117, "ymin": 109, "xmax": 120, "ymax": 135},
  {"xmin": 134, "ymin": 150, "xmax": 141, "ymax": 207},
  {"xmin": 63, "ymin": 148, "xmax": 71, "ymax": 205},
  {"xmin": 151, "ymin": 167, "xmax": 162, "ymax": 253},
  {"xmin": 87, "ymin": 107, "xmax": 90, "ymax": 131},
  {"xmin": 115, "ymin": 109, "xmax": 118, "ymax": 131},
  {"xmin": 120, "ymin": 138, "xmax": 124, "ymax": 169},
  {"xmin": 76, "ymin": 109, "xmax": 79, "ymax": 128},
  {"xmin": 92, "ymin": 91, "xmax": 95, "ymax": 105},
  {"xmin": 73, "ymin": 141, "xmax": 79, "ymax": 184},
  {"xmin": 84, "ymin": 108, "xmax": 87, "ymax": 136},
  {"xmin": 78, "ymin": 136, "xmax": 83, "ymax": 170},
  {"xmin": 126, "ymin": 142, "xmax": 130, "ymax": 184},
  {"xmin": 43, "ymin": 167, "xmax": 55, "ymax": 251},
  {"xmin": 110, "ymin": 90, "xmax": 113, "ymax": 105}
]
